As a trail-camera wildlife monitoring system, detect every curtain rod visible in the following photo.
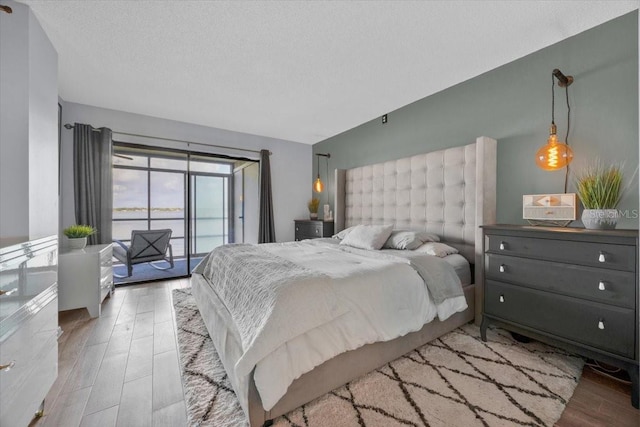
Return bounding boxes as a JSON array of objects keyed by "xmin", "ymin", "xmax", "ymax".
[{"xmin": 64, "ymin": 123, "xmax": 271, "ymax": 155}]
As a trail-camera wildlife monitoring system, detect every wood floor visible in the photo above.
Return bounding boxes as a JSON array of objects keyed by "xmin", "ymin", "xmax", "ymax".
[
  {"xmin": 31, "ymin": 279, "xmax": 190, "ymax": 427},
  {"xmin": 31, "ymin": 279, "xmax": 639, "ymax": 427}
]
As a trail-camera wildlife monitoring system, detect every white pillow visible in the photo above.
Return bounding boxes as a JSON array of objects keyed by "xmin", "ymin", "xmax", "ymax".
[
  {"xmin": 382, "ymin": 230, "xmax": 440, "ymax": 250},
  {"xmin": 332, "ymin": 225, "xmax": 358, "ymax": 240},
  {"xmin": 414, "ymin": 242, "xmax": 459, "ymax": 257},
  {"xmin": 340, "ymin": 224, "xmax": 394, "ymax": 250}
]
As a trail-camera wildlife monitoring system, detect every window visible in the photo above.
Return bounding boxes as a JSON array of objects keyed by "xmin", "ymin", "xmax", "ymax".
[{"xmin": 112, "ymin": 144, "xmax": 250, "ymax": 284}]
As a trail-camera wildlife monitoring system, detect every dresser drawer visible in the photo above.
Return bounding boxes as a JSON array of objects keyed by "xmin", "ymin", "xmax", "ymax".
[
  {"xmin": 0, "ymin": 292, "xmax": 58, "ymax": 427},
  {"xmin": 486, "ymin": 234, "xmax": 636, "ymax": 271},
  {"xmin": 295, "ymin": 222, "xmax": 322, "ymax": 239},
  {"xmin": 485, "ymin": 280, "xmax": 635, "ymax": 358},
  {"xmin": 0, "ymin": 332, "xmax": 57, "ymax": 427},
  {"xmin": 100, "ymin": 252, "xmax": 112, "ymax": 268},
  {"xmin": 100, "ymin": 264, "xmax": 112, "ymax": 283},
  {"xmin": 294, "ymin": 221, "xmax": 333, "ymax": 241},
  {"xmin": 100, "ymin": 266, "xmax": 113, "ymax": 300},
  {"xmin": 486, "ymin": 254, "xmax": 636, "ymax": 308}
]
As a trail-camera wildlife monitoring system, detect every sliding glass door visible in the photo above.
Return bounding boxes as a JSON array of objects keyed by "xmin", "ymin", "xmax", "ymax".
[
  {"xmin": 190, "ymin": 174, "xmax": 229, "ymax": 255},
  {"xmin": 112, "ymin": 150, "xmax": 190, "ymax": 283},
  {"xmin": 112, "ymin": 145, "xmax": 257, "ymax": 285}
]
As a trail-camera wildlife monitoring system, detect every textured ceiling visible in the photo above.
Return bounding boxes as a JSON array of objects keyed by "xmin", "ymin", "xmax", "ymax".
[{"xmin": 20, "ymin": 1, "xmax": 638, "ymax": 144}]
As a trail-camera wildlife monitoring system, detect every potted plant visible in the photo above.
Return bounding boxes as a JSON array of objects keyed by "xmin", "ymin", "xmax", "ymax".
[
  {"xmin": 574, "ymin": 162, "xmax": 634, "ymax": 229},
  {"xmin": 63, "ymin": 224, "xmax": 96, "ymax": 250},
  {"xmin": 308, "ymin": 198, "xmax": 320, "ymax": 220}
]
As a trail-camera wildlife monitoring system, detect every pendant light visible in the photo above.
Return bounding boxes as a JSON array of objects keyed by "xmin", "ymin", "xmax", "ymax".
[
  {"xmin": 536, "ymin": 69, "xmax": 574, "ymax": 179},
  {"xmin": 536, "ymin": 68, "xmax": 573, "ymax": 171},
  {"xmin": 313, "ymin": 153, "xmax": 330, "ymax": 193}
]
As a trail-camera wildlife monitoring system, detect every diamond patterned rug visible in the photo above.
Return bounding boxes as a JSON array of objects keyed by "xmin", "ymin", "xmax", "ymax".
[{"xmin": 173, "ymin": 288, "xmax": 584, "ymax": 427}]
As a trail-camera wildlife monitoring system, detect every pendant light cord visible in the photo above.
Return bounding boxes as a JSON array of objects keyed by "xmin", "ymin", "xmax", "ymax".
[
  {"xmin": 325, "ymin": 155, "xmax": 330, "ymax": 206},
  {"xmin": 563, "ymin": 85, "xmax": 571, "ymax": 193},
  {"xmin": 552, "ymin": 72, "xmax": 572, "ymax": 193},
  {"xmin": 551, "ymin": 74, "xmax": 556, "ymax": 125}
]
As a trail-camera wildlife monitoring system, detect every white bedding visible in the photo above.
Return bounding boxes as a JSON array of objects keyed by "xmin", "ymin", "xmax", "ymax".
[{"xmin": 194, "ymin": 239, "xmax": 468, "ymax": 412}]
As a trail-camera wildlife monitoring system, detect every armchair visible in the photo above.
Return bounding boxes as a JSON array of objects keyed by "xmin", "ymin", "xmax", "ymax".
[{"xmin": 112, "ymin": 229, "xmax": 174, "ymax": 278}]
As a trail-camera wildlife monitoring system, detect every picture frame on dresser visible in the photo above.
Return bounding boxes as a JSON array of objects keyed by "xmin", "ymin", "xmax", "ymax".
[{"xmin": 480, "ymin": 224, "xmax": 639, "ymax": 408}]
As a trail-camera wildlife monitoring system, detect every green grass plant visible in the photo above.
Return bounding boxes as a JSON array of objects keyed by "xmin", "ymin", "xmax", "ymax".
[
  {"xmin": 575, "ymin": 162, "xmax": 624, "ymax": 209},
  {"xmin": 63, "ymin": 224, "xmax": 96, "ymax": 238}
]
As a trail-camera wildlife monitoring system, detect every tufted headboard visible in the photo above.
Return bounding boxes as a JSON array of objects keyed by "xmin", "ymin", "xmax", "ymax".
[{"xmin": 334, "ymin": 136, "xmax": 496, "ymax": 322}]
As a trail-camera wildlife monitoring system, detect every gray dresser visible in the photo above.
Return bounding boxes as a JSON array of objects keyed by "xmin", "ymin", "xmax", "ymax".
[
  {"xmin": 480, "ymin": 224, "xmax": 638, "ymax": 408},
  {"xmin": 294, "ymin": 220, "xmax": 334, "ymax": 241}
]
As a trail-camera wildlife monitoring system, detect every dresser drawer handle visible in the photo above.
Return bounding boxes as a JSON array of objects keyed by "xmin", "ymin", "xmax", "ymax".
[
  {"xmin": 0, "ymin": 361, "xmax": 15, "ymax": 372},
  {"xmin": 499, "ymin": 265, "xmax": 505, "ymax": 273},
  {"xmin": 499, "ymin": 242, "xmax": 505, "ymax": 250},
  {"xmin": 499, "ymin": 295, "xmax": 505, "ymax": 303},
  {"xmin": 296, "ymin": 227, "xmax": 299, "ymax": 231},
  {"xmin": 315, "ymin": 229, "xmax": 320, "ymax": 234},
  {"xmin": 598, "ymin": 281, "xmax": 606, "ymax": 291},
  {"xmin": 598, "ymin": 319, "xmax": 605, "ymax": 330},
  {"xmin": 598, "ymin": 252, "xmax": 606, "ymax": 263}
]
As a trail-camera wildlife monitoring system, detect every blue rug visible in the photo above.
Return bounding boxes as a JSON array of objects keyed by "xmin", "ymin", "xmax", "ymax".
[{"xmin": 114, "ymin": 257, "xmax": 204, "ymax": 285}]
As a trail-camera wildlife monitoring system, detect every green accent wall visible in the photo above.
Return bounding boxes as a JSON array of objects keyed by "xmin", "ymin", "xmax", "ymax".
[{"xmin": 314, "ymin": 11, "xmax": 638, "ymax": 229}]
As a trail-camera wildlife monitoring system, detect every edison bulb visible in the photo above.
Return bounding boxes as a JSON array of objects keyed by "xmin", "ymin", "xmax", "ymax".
[
  {"xmin": 313, "ymin": 177, "xmax": 324, "ymax": 192},
  {"xmin": 535, "ymin": 133, "xmax": 573, "ymax": 171}
]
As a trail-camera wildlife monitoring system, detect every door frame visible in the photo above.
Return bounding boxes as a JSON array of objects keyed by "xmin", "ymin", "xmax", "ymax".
[{"xmin": 112, "ymin": 142, "xmax": 258, "ymax": 283}]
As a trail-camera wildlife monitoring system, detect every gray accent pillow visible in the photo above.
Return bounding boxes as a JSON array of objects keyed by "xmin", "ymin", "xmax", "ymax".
[
  {"xmin": 339, "ymin": 224, "xmax": 394, "ymax": 250},
  {"xmin": 414, "ymin": 242, "xmax": 459, "ymax": 257},
  {"xmin": 382, "ymin": 230, "xmax": 441, "ymax": 250}
]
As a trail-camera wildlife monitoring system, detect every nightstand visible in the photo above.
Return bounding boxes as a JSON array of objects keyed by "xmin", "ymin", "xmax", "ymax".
[
  {"xmin": 480, "ymin": 224, "xmax": 639, "ymax": 408},
  {"xmin": 294, "ymin": 220, "xmax": 334, "ymax": 241},
  {"xmin": 58, "ymin": 244, "xmax": 114, "ymax": 318}
]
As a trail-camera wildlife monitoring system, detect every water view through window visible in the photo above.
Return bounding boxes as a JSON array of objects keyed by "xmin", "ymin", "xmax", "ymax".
[{"xmin": 112, "ymin": 145, "xmax": 254, "ymax": 284}]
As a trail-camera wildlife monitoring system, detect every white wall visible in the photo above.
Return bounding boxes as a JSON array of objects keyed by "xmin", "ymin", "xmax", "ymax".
[
  {"xmin": 0, "ymin": 2, "xmax": 30, "ymax": 244},
  {"xmin": 59, "ymin": 101, "xmax": 311, "ymax": 242},
  {"xmin": 28, "ymin": 10, "xmax": 59, "ymax": 240},
  {"xmin": 0, "ymin": 1, "xmax": 58, "ymax": 247}
]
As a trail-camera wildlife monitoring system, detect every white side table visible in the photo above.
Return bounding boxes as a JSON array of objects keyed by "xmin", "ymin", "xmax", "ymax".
[{"xmin": 58, "ymin": 244, "xmax": 114, "ymax": 317}]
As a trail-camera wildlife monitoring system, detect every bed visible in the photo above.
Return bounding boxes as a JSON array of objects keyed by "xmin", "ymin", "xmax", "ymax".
[{"xmin": 191, "ymin": 136, "xmax": 497, "ymax": 426}]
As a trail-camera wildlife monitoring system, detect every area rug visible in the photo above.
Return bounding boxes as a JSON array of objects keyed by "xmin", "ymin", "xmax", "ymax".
[{"xmin": 172, "ymin": 288, "xmax": 584, "ymax": 427}]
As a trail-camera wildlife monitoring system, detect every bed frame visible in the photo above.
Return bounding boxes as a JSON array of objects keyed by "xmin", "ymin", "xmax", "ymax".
[{"xmin": 192, "ymin": 136, "xmax": 496, "ymax": 427}]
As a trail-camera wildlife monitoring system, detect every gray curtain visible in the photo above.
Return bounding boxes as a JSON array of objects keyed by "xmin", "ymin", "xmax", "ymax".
[
  {"xmin": 258, "ymin": 149, "xmax": 276, "ymax": 243},
  {"xmin": 73, "ymin": 124, "xmax": 113, "ymax": 245}
]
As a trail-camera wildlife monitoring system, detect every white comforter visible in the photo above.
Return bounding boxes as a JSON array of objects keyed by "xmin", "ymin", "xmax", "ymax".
[{"xmin": 195, "ymin": 239, "xmax": 467, "ymax": 411}]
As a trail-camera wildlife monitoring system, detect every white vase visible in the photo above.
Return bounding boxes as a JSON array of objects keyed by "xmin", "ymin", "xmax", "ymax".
[
  {"xmin": 67, "ymin": 237, "xmax": 88, "ymax": 250},
  {"xmin": 581, "ymin": 209, "xmax": 619, "ymax": 230}
]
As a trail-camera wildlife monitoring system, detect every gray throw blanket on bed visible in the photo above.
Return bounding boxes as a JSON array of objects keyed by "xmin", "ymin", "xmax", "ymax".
[
  {"xmin": 336, "ymin": 244, "xmax": 464, "ymax": 304},
  {"xmin": 406, "ymin": 255, "xmax": 463, "ymax": 304},
  {"xmin": 196, "ymin": 243, "xmax": 348, "ymax": 377}
]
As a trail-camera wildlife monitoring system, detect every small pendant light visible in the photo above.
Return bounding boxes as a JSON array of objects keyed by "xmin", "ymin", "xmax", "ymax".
[
  {"xmin": 313, "ymin": 153, "xmax": 330, "ymax": 193},
  {"xmin": 536, "ymin": 69, "xmax": 574, "ymax": 175}
]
